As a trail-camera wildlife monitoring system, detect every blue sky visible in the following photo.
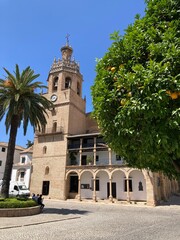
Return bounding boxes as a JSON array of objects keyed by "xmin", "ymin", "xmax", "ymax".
[{"xmin": 0, "ymin": 0, "xmax": 146, "ymax": 147}]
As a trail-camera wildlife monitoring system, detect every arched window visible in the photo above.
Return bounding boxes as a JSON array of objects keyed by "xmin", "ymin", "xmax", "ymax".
[
  {"xmin": 65, "ymin": 77, "xmax": 71, "ymax": 89},
  {"xmin": 52, "ymin": 121, "xmax": 57, "ymax": 133},
  {"xmin": 77, "ymin": 82, "xmax": 80, "ymax": 95},
  {"xmin": 42, "ymin": 125, "xmax": 46, "ymax": 134},
  {"xmin": 16, "ymin": 169, "xmax": 25, "ymax": 182},
  {"xmin": 52, "ymin": 77, "xmax": 58, "ymax": 92},
  {"xmin": 51, "ymin": 108, "xmax": 56, "ymax": 116},
  {"xmin": 43, "ymin": 146, "xmax": 47, "ymax": 154},
  {"xmin": 138, "ymin": 181, "xmax": 143, "ymax": 191},
  {"xmin": 45, "ymin": 166, "xmax": 50, "ymax": 175}
]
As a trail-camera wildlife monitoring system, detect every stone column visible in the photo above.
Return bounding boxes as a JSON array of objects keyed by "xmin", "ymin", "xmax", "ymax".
[
  {"xmin": 93, "ymin": 178, "xmax": 97, "ymax": 202},
  {"xmin": 126, "ymin": 179, "xmax": 130, "ymax": 202},
  {"xmin": 109, "ymin": 178, "xmax": 113, "ymax": 202},
  {"xmin": 108, "ymin": 148, "xmax": 112, "ymax": 165},
  {"xmin": 79, "ymin": 138, "xmax": 83, "ymax": 166},
  {"xmin": 145, "ymin": 171, "xmax": 156, "ymax": 206},
  {"xmin": 77, "ymin": 177, "xmax": 81, "ymax": 201},
  {"xmin": 63, "ymin": 178, "xmax": 67, "ymax": 200},
  {"xmin": 93, "ymin": 137, "xmax": 97, "ymax": 165},
  {"xmin": 79, "ymin": 150, "xmax": 82, "ymax": 166}
]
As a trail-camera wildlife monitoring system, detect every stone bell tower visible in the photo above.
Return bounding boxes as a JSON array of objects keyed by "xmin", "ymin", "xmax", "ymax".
[{"xmin": 30, "ymin": 37, "xmax": 86, "ymax": 199}]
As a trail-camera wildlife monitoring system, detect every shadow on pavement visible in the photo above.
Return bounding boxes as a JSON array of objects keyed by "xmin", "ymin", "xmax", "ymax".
[
  {"xmin": 159, "ymin": 194, "xmax": 180, "ymax": 206},
  {"xmin": 42, "ymin": 208, "xmax": 90, "ymax": 215}
]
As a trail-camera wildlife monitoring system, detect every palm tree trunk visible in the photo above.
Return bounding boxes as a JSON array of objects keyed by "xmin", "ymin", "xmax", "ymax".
[{"xmin": 1, "ymin": 115, "xmax": 19, "ymax": 198}]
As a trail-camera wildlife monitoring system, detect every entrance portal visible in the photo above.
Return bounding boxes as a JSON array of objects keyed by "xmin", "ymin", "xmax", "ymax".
[
  {"xmin": 42, "ymin": 181, "xmax": 50, "ymax": 195},
  {"xmin": 70, "ymin": 175, "xmax": 78, "ymax": 193}
]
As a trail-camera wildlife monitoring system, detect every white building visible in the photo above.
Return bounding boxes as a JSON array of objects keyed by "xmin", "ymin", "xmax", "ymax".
[
  {"xmin": 11, "ymin": 146, "xmax": 33, "ymax": 188},
  {"xmin": 0, "ymin": 142, "xmax": 25, "ymax": 180}
]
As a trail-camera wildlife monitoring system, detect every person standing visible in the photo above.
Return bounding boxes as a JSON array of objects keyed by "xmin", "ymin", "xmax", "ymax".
[{"xmin": 37, "ymin": 194, "xmax": 45, "ymax": 210}]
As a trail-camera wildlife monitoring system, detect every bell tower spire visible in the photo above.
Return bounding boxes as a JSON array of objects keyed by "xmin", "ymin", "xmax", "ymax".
[
  {"xmin": 61, "ymin": 34, "xmax": 73, "ymax": 61},
  {"xmin": 65, "ymin": 33, "xmax": 70, "ymax": 46}
]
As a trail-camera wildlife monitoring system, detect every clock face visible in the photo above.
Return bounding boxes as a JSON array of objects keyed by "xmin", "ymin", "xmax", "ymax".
[{"xmin": 51, "ymin": 94, "xmax": 57, "ymax": 102}]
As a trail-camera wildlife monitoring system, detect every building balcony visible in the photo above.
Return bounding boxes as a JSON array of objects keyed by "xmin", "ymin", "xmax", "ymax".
[
  {"xmin": 68, "ymin": 144, "xmax": 80, "ymax": 150},
  {"xmin": 66, "ymin": 164, "xmax": 126, "ymax": 171},
  {"xmin": 68, "ymin": 143, "xmax": 108, "ymax": 151},
  {"xmin": 36, "ymin": 126, "xmax": 64, "ymax": 136}
]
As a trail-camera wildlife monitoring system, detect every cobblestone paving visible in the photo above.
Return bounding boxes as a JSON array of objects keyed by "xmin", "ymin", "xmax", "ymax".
[{"xmin": 0, "ymin": 195, "xmax": 180, "ymax": 240}]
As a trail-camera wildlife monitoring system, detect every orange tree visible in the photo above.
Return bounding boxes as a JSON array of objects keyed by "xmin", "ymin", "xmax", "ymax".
[
  {"xmin": 92, "ymin": 0, "xmax": 180, "ymax": 178},
  {"xmin": 0, "ymin": 64, "xmax": 53, "ymax": 198}
]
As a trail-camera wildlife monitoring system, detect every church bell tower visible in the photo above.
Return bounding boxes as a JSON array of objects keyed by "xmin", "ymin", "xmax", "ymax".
[{"xmin": 30, "ymin": 37, "xmax": 86, "ymax": 199}]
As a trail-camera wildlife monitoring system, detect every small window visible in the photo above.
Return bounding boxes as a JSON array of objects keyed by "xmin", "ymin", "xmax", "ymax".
[
  {"xmin": 0, "ymin": 160, "xmax": 2, "ymax": 166},
  {"xmin": 21, "ymin": 157, "xmax": 25, "ymax": 164},
  {"xmin": 52, "ymin": 121, "xmax": 57, "ymax": 133},
  {"xmin": 43, "ymin": 146, "xmax": 47, "ymax": 154},
  {"xmin": 124, "ymin": 179, "xmax": 133, "ymax": 192},
  {"xmin": 42, "ymin": 181, "xmax": 50, "ymax": 195},
  {"xmin": 77, "ymin": 82, "xmax": 80, "ymax": 95},
  {"xmin": 116, "ymin": 155, "xmax": 121, "ymax": 161},
  {"xmin": 138, "ymin": 181, "xmax": 143, "ymax": 191},
  {"xmin": 51, "ymin": 108, "xmax": 56, "ymax": 116},
  {"xmin": 1, "ymin": 147, "xmax": 5, "ymax": 152},
  {"xmin": 96, "ymin": 156, "xmax": 99, "ymax": 162},
  {"xmin": 65, "ymin": 77, "xmax": 71, "ymax": 89},
  {"xmin": 14, "ymin": 185, "xmax": 18, "ymax": 191},
  {"xmin": 53, "ymin": 77, "xmax": 58, "ymax": 92},
  {"xmin": 45, "ymin": 166, "xmax": 49, "ymax": 175},
  {"xmin": 20, "ymin": 172, "xmax": 25, "ymax": 179},
  {"xmin": 42, "ymin": 125, "xmax": 46, "ymax": 134}
]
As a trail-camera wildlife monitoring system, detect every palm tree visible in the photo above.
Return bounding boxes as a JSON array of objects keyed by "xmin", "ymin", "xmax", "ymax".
[
  {"xmin": 26, "ymin": 140, "xmax": 34, "ymax": 148},
  {"xmin": 0, "ymin": 64, "xmax": 53, "ymax": 198}
]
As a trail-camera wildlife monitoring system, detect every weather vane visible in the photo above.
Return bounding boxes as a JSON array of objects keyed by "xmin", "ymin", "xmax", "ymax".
[{"xmin": 66, "ymin": 33, "xmax": 70, "ymax": 46}]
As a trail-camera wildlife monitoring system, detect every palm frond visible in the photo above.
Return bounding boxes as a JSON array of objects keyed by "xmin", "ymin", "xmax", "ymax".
[{"xmin": 0, "ymin": 64, "xmax": 52, "ymax": 135}]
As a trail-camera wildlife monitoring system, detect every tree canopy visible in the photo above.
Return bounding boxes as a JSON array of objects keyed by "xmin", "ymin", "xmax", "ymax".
[{"xmin": 92, "ymin": 0, "xmax": 180, "ymax": 178}]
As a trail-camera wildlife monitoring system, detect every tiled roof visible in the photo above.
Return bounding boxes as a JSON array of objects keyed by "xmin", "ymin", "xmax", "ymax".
[
  {"xmin": 20, "ymin": 146, "xmax": 33, "ymax": 154},
  {"xmin": 0, "ymin": 142, "xmax": 25, "ymax": 151}
]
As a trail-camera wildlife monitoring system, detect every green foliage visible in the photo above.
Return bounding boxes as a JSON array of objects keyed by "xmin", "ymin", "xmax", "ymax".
[
  {"xmin": 0, "ymin": 198, "xmax": 38, "ymax": 208},
  {"xmin": 69, "ymin": 152, "xmax": 77, "ymax": 165},
  {"xmin": 92, "ymin": 0, "xmax": 180, "ymax": 178}
]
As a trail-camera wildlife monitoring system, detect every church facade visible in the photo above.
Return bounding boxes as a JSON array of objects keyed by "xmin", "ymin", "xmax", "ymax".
[{"xmin": 30, "ymin": 42, "xmax": 179, "ymax": 206}]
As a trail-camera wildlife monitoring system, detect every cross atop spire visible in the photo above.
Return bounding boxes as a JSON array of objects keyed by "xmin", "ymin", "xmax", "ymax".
[{"xmin": 66, "ymin": 33, "xmax": 70, "ymax": 46}]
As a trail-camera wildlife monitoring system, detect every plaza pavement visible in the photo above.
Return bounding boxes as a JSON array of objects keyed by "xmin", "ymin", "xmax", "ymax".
[{"xmin": 0, "ymin": 195, "xmax": 180, "ymax": 240}]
